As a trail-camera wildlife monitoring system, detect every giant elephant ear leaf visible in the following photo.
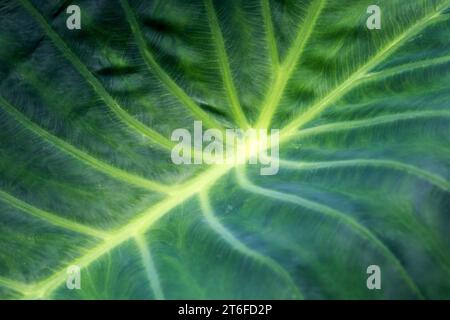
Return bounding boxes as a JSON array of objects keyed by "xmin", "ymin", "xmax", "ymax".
[{"xmin": 0, "ymin": 0, "xmax": 449, "ymax": 299}]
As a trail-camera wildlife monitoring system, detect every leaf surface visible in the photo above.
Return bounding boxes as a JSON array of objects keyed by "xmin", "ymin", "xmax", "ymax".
[{"xmin": 0, "ymin": 0, "xmax": 449, "ymax": 299}]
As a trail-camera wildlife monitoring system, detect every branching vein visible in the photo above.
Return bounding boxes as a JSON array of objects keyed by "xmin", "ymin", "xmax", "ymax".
[
  {"xmin": 203, "ymin": 0, "xmax": 250, "ymax": 129},
  {"xmin": 19, "ymin": 0, "xmax": 174, "ymax": 150},
  {"xmin": 261, "ymin": 0, "xmax": 279, "ymax": 70},
  {"xmin": 135, "ymin": 235, "xmax": 164, "ymax": 299},
  {"xmin": 0, "ymin": 95, "xmax": 171, "ymax": 194},
  {"xmin": 292, "ymin": 110, "xmax": 450, "ymax": 139},
  {"xmin": 120, "ymin": 0, "xmax": 225, "ymax": 131},
  {"xmin": 199, "ymin": 191, "xmax": 303, "ymax": 299},
  {"xmin": 19, "ymin": 164, "xmax": 233, "ymax": 299},
  {"xmin": 363, "ymin": 55, "xmax": 450, "ymax": 82},
  {"xmin": 278, "ymin": 158, "xmax": 450, "ymax": 192},
  {"xmin": 4, "ymin": 0, "xmax": 449, "ymax": 300},
  {"xmin": 0, "ymin": 189, "xmax": 107, "ymax": 239},
  {"xmin": 256, "ymin": 0, "xmax": 327, "ymax": 129},
  {"xmin": 280, "ymin": 3, "xmax": 449, "ymax": 137},
  {"xmin": 236, "ymin": 167, "xmax": 424, "ymax": 299},
  {"xmin": 0, "ymin": 276, "xmax": 31, "ymax": 296}
]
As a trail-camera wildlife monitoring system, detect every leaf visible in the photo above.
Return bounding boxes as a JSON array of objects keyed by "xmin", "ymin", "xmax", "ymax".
[{"xmin": 0, "ymin": 0, "xmax": 449, "ymax": 299}]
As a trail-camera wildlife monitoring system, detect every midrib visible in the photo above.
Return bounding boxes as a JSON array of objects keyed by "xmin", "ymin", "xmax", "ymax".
[
  {"xmin": 24, "ymin": 164, "xmax": 233, "ymax": 298},
  {"xmin": 7, "ymin": 0, "xmax": 449, "ymax": 299}
]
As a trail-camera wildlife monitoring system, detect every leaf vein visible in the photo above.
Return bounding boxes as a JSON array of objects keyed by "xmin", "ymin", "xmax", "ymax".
[
  {"xmin": 203, "ymin": 0, "xmax": 250, "ymax": 129},
  {"xmin": 199, "ymin": 191, "xmax": 303, "ymax": 299},
  {"xmin": 363, "ymin": 55, "xmax": 450, "ymax": 82},
  {"xmin": 278, "ymin": 158, "xmax": 450, "ymax": 192},
  {"xmin": 236, "ymin": 167, "xmax": 425, "ymax": 299},
  {"xmin": 280, "ymin": 3, "xmax": 449, "ymax": 137},
  {"xmin": 0, "ymin": 189, "xmax": 107, "ymax": 239},
  {"xmin": 256, "ymin": 0, "xmax": 327, "ymax": 128},
  {"xmin": 120, "ymin": 0, "xmax": 225, "ymax": 131},
  {"xmin": 0, "ymin": 95, "xmax": 171, "ymax": 194},
  {"xmin": 135, "ymin": 235, "xmax": 165, "ymax": 300},
  {"xmin": 292, "ymin": 110, "xmax": 450, "ymax": 139},
  {"xmin": 19, "ymin": 0, "xmax": 174, "ymax": 150},
  {"xmin": 22, "ymin": 165, "xmax": 233, "ymax": 298},
  {"xmin": 261, "ymin": 0, "xmax": 279, "ymax": 70}
]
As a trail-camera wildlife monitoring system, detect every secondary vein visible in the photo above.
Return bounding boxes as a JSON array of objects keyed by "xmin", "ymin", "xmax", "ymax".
[
  {"xmin": 19, "ymin": 0, "xmax": 174, "ymax": 151},
  {"xmin": 120, "ymin": 0, "xmax": 225, "ymax": 131},
  {"xmin": 199, "ymin": 191, "xmax": 303, "ymax": 299},
  {"xmin": 280, "ymin": 3, "xmax": 449, "ymax": 138},
  {"xmin": 256, "ymin": 0, "xmax": 327, "ymax": 129},
  {"xmin": 0, "ymin": 189, "xmax": 107, "ymax": 239},
  {"xmin": 236, "ymin": 167, "xmax": 425, "ymax": 299},
  {"xmin": 0, "ymin": 95, "xmax": 171, "ymax": 194},
  {"xmin": 203, "ymin": 0, "xmax": 250, "ymax": 129}
]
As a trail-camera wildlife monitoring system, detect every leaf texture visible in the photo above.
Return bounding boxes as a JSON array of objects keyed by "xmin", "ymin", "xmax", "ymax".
[{"xmin": 0, "ymin": 0, "xmax": 449, "ymax": 299}]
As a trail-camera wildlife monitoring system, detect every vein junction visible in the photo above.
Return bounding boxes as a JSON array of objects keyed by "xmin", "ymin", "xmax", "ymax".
[{"xmin": 1, "ymin": 0, "xmax": 448, "ymax": 299}]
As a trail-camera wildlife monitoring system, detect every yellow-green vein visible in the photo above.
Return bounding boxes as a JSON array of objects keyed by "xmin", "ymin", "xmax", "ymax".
[
  {"xmin": 120, "ymin": 0, "xmax": 225, "ymax": 131},
  {"xmin": 203, "ymin": 0, "xmax": 250, "ymax": 129},
  {"xmin": 256, "ymin": 0, "xmax": 326, "ymax": 129},
  {"xmin": 278, "ymin": 158, "xmax": 450, "ymax": 192},
  {"xmin": 261, "ymin": 0, "xmax": 279, "ymax": 70},
  {"xmin": 291, "ymin": 110, "xmax": 450, "ymax": 139},
  {"xmin": 199, "ymin": 191, "xmax": 303, "ymax": 299},
  {"xmin": 0, "ymin": 189, "xmax": 107, "ymax": 239},
  {"xmin": 281, "ymin": 3, "xmax": 449, "ymax": 137},
  {"xmin": 135, "ymin": 235, "xmax": 164, "ymax": 299},
  {"xmin": 0, "ymin": 95, "xmax": 171, "ymax": 194},
  {"xmin": 0, "ymin": 276, "xmax": 31, "ymax": 296},
  {"xmin": 19, "ymin": 0, "xmax": 174, "ymax": 151},
  {"xmin": 7, "ymin": 0, "xmax": 448, "ymax": 300},
  {"xmin": 21, "ymin": 164, "xmax": 233, "ymax": 299},
  {"xmin": 363, "ymin": 55, "xmax": 450, "ymax": 82},
  {"xmin": 236, "ymin": 167, "xmax": 425, "ymax": 299}
]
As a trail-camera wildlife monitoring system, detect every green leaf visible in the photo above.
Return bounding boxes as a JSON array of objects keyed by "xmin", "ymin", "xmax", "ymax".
[{"xmin": 0, "ymin": 0, "xmax": 449, "ymax": 299}]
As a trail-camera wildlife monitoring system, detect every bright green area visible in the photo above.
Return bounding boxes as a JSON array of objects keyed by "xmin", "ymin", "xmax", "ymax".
[{"xmin": 0, "ymin": 0, "xmax": 449, "ymax": 299}]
